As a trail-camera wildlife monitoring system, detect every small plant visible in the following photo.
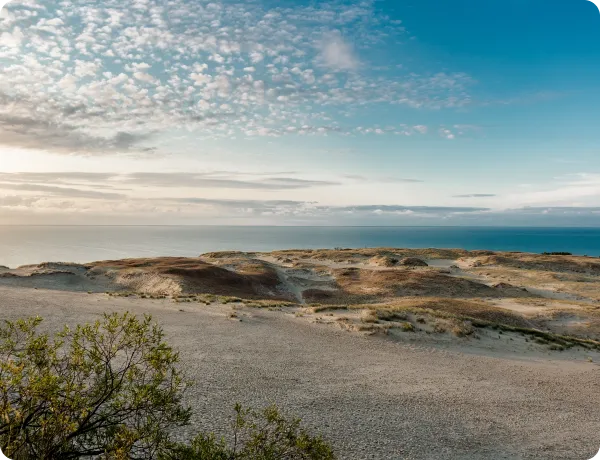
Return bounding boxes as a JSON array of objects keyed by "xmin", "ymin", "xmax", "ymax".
[
  {"xmin": 399, "ymin": 322, "xmax": 415, "ymax": 332},
  {"xmin": 360, "ymin": 310, "xmax": 378, "ymax": 324},
  {"xmin": 433, "ymin": 323, "xmax": 447, "ymax": 334},
  {"xmin": 169, "ymin": 404, "xmax": 335, "ymax": 460},
  {"xmin": 355, "ymin": 324, "xmax": 378, "ymax": 332},
  {"xmin": 451, "ymin": 320, "xmax": 475, "ymax": 338},
  {"xmin": 219, "ymin": 296, "xmax": 244, "ymax": 304},
  {"xmin": 376, "ymin": 310, "xmax": 408, "ymax": 322}
]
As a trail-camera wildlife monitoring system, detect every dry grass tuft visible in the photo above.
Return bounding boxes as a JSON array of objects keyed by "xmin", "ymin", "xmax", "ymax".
[
  {"xmin": 360, "ymin": 310, "xmax": 379, "ymax": 323},
  {"xmin": 331, "ymin": 269, "xmax": 530, "ymax": 302},
  {"xmin": 399, "ymin": 322, "xmax": 415, "ymax": 332},
  {"xmin": 353, "ymin": 298, "xmax": 533, "ymax": 329},
  {"xmin": 433, "ymin": 322, "xmax": 447, "ymax": 334},
  {"xmin": 451, "ymin": 320, "xmax": 475, "ymax": 338}
]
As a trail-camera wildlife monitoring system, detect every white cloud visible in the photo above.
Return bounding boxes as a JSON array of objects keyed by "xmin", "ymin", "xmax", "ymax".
[
  {"xmin": 317, "ymin": 31, "xmax": 359, "ymax": 71},
  {"xmin": 0, "ymin": 26, "xmax": 24, "ymax": 48},
  {"xmin": 74, "ymin": 60, "xmax": 99, "ymax": 78},
  {"xmin": 439, "ymin": 128, "xmax": 455, "ymax": 140},
  {"xmin": 505, "ymin": 174, "xmax": 600, "ymax": 208},
  {"xmin": 0, "ymin": 8, "xmax": 13, "ymax": 20},
  {"xmin": 0, "ymin": 0, "xmax": 476, "ymax": 157},
  {"xmin": 133, "ymin": 71, "xmax": 155, "ymax": 83}
]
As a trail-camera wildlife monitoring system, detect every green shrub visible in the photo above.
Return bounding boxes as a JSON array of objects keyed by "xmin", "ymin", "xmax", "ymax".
[
  {"xmin": 0, "ymin": 313, "xmax": 190, "ymax": 459},
  {"xmin": 400, "ymin": 322, "xmax": 415, "ymax": 332},
  {"xmin": 167, "ymin": 404, "xmax": 335, "ymax": 460},
  {"xmin": 0, "ymin": 313, "xmax": 336, "ymax": 460}
]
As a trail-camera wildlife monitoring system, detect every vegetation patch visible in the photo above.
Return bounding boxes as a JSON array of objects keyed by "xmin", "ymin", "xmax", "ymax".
[
  {"xmin": 326, "ymin": 299, "xmax": 600, "ymax": 350},
  {"xmin": 0, "ymin": 313, "xmax": 335, "ymax": 459}
]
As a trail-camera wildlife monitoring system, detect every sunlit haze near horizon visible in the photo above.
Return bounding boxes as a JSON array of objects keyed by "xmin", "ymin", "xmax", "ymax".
[{"xmin": 1, "ymin": 0, "xmax": 600, "ymax": 226}]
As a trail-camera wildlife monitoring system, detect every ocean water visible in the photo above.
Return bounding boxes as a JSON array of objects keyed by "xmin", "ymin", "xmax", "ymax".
[{"xmin": 0, "ymin": 226, "xmax": 599, "ymax": 268}]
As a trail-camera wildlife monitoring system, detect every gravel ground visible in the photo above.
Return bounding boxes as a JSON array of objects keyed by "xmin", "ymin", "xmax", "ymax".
[{"xmin": 0, "ymin": 286, "xmax": 599, "ymax": 460}]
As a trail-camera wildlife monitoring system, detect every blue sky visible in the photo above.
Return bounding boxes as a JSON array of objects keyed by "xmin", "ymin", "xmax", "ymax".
[{"xmin": 0, "ymin": 0, "xmax": 599, "ymax": 225}]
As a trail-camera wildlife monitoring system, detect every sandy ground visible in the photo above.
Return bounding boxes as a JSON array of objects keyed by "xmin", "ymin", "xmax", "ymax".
[{"xmin": 1, "ymin": 286, "xmax": 599, "ymax": 460}]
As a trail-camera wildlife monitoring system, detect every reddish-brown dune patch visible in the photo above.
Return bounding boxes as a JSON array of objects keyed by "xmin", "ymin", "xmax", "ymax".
[{"xmin": 87, "ymin": 257, "xmax": 289, "ymax": 299}]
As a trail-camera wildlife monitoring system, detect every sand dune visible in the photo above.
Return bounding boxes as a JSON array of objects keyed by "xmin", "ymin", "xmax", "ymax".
[{"xmin": 1, "ymin": 248, "xmax": 600, "ymax": 458}]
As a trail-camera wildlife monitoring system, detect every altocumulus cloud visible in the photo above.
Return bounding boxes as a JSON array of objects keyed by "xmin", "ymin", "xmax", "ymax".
[{"xmin": 0, "ymin": 0, "xmax": 475, "ymax": 156}]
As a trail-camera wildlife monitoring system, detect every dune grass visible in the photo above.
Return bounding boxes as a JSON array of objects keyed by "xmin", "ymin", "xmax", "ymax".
[{"xmin": 307, "ymin": 297, "xmax": 600, "ymax": 350}]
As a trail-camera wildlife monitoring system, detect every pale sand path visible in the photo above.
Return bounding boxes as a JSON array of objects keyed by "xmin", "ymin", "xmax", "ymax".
[{"xmin": 0, "ymin": 286, "xmax": 599, "ymax": 460}]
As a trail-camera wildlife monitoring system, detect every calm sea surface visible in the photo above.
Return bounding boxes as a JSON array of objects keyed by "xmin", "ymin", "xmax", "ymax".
[{"xmin": 0, "ymin": 226, "xmax": 599, "ymax": 268}]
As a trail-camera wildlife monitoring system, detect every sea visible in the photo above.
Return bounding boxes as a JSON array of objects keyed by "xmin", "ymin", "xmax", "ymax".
[{"xmin": 0, "ymin": 226, "xmax": 599, "ymax": 268}]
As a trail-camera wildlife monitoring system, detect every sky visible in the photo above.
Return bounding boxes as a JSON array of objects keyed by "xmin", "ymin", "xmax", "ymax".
[{"xmin": 0, "ymin": 0, "xmax": 599, "ymax": 225}]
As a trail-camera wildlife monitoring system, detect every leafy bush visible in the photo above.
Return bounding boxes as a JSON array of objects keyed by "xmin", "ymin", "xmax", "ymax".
[
  {"xmin": 0, "ymin": 313, "xmax": 190, "ymax": 459},
  {"xmin": 167, "ymin": 404, "xmax": 335, "ymax": 460},
  {"xmin": 0, "ymin": 313, "xmax": 335, "ymax": 460}
]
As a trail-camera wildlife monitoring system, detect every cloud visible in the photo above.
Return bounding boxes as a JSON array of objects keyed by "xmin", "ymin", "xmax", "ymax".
[
  {"xmin": 0, "ymin": 171, "xmax": 340, "ymax": 192},
  {"xmin": 123, "ymin": 173, "xmax": 340, "ymax": 190},
  {"xmin": 0, "ymin": 195, "xmax": 40, "ymax": 208},
  {"xmin": 317, "ymin": 31, "xmax": 359, "ymax": 71},
  {"xmin": 344, "ymin": 175, "xmax": 424, "ymax": 184},
  {"xmin": 0, "ymin": 183, "xmax": 126, "ymax": 199},
  {"xmin": 0, "ymin": 172, "xmax": 117, "ymax": 189},
  {"xmin": 322, "ymin": 205, "xmax": 490, "ymax": 214},
  {"xmin": 4, "ymin": 178, "xmax": 600, "ymax": 226},
  {"xmin": 439, "ymin": 128, "xmax": 455, "ymax": 140},
  {"xmin": 504, "ymin": 173, "xmax": 600, "ymax": 207},
  {"xmin": 508, "ymin": 206, "xmax": 600, "ymax": 214},
  {"xmin": 0, "ymin": 109, "xmax": 156, "ymax": 155},
  {"xmin": 381, "ymin": 177, "xmax": 424, "ymax": 184},
  {"xmin": 0, "ymin": 171, "xmax": 428, "ymax": 193},
  {"xmin": 454, "ymin": 194, "xmax": 496, "ymax": 198},
  {"xmin": 168, "ymin": 197, "xmax": 307, "ymax": 209},
  {"xmin": 0, "ymin": 0, "xmax": 476, "ymax": 155}
]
